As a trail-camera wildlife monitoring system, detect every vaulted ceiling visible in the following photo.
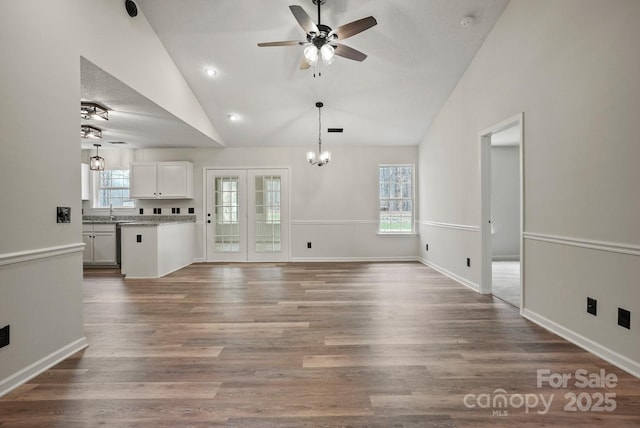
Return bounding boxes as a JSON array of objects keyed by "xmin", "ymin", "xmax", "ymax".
[{"xmin": 82, "ymin": 0, "xmax": 509, "ymax": 149}]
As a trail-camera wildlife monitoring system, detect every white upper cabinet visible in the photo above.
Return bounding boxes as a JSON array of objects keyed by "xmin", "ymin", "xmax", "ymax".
[
  {"xmin": 81, "ymin": 163, "xmax": 90, "ymax": 201},
  {"xmin": 131, "ymin": 161, "xmax": 194, "ymax": 199}
]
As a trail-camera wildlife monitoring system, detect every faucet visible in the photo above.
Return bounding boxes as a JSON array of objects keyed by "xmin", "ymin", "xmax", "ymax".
[{"xmin": 109, "ymin": 203, "xmax": 115, "ymax": 221}]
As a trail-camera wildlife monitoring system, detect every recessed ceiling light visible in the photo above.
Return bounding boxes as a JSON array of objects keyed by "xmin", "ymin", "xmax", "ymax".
[
  {"xmin": 228, "ymin": 113, "xmax": 240, "ymax": 121},
  {"xmin": 204, "ymin": 67, "xmax": 217, "ymax": 77}
]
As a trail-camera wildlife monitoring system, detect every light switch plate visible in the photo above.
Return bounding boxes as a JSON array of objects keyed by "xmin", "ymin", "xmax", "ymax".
[{"xmin": 56, "ymin": 207, "xmax": 71, "ymax": 223}]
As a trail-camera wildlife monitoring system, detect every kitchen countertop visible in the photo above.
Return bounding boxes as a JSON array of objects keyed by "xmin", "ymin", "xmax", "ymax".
[
  {"xmin": 83, "ymin": 215, "xmax": 196, "ymax": 226},
  {"xmin": 118, "ymin": 220, "xmax": 195, "ymax": 226}
]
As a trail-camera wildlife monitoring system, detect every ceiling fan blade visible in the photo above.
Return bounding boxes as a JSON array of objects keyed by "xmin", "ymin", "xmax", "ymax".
[
  {"xmin": 333, "ymin": 44, "xmax": 368, "ymax": 62},
  {"xmin": 330, "ymin": 16, "xmax": 377, "ymax": 40},
  {"xmin": 258, "ymin": 40, "xmax": 306, "ymax": 47},
  {"xmin": 289, "ymin": 5, "xmax": 319, "ymax": 35},
  {"xmin": 300, "ymin": 56, "xmax": 311, "ymax": 70}
]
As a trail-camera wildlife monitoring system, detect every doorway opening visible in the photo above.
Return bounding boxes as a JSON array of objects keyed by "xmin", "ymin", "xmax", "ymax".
[{"xmin": 480, "ymin": 114, "xmax": 524, "ymax": 309}]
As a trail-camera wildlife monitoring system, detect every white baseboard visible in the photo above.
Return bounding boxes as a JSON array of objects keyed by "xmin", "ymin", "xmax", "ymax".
[
  {"xmin": 418, "ymin": 257, "xmax": 480, "ymax": 292},
  {"xmin": 0, "ymin": 337, "xmax": 88, "ymax": 397},
  {"xmin": 522, "ymin": 309, "xmax": 640, "ymax": 379},
  {"xmin": 290, "ymin": 256, "xmax": 419, "ymax": 263}
]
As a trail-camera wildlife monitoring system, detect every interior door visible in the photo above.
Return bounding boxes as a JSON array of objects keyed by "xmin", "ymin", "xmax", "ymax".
[{"xmin": 206, "ymin": 168, "xmax": 289, "ymax": 262}]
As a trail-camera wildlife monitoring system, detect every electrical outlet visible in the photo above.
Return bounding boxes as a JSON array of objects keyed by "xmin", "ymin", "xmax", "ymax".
[
  {"xmin": 618, "ymin": 308, "xmax": 631, "ymax": 329},
  {"xmin": 425, "ymin": 244, "xmax": 429, "ymax": 251},
  {"xmin": 188, "ymin": 208, "xmax": 195, "ymax": 214},
  {"xmin": 0, "ymin": 325, "xmax": 9, "ymax": 349},
  {"xmin": 466, "ymin": 258, "xmax": 471, "ymax": 267},
  {"xmin": 139, "ymin": 208, "xmax": 144, "ymax": 214},
  {"xmin": 136, "ymin": 234, "xmax": 142, "ymax": 243},
  {"xmin": 307, "ymin": 242, "xmax": 312, "ymax": 249},
  {"xmin": 587, "ymin": 297, "xmax": 597, "ymax": 316}
]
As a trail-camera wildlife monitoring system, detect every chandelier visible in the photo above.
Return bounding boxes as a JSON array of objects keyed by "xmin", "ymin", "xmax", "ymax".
[{"xmin": 306, "ymin": 102, "xmax": 331, "ymax": 166}]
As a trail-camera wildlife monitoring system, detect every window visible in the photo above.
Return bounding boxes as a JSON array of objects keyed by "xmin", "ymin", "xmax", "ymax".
[
  {"xmin": 95, "ymin": 169, "xmax": 134, "ymax": 208},
  {"xmin": 379, "ymin": 165, "xmax": 414, "ymax": 233}
]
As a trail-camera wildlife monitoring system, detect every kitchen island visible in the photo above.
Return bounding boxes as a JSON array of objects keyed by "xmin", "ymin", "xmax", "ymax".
[
  {"xmin": 83, "ymin": 215, "xmax": 195, "ymax": 278},
  {"xmin": 120, "ymin": 219, "xmax": 194, "ymax": 279}
]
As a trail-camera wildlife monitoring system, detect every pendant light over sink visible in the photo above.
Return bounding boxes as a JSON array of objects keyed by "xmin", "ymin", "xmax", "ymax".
[{"xmin": 89, "ymin": 143, "xmax": 105, "ymax": 171}]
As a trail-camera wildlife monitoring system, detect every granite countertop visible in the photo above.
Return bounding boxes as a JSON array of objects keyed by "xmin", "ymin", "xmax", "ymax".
[
  {"xmin": 118, "ymin": 220, "xmax": 195, "ymax": 227},
  {"xmin": 83, "ymin": 215, "xmax": 196, "ymax": 226}
]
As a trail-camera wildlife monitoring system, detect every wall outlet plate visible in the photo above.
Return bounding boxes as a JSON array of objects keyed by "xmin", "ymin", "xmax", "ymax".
[
  {"xmin": 0, "ymin": 325, "xmax": 9, "ymax": 349},
  {"xmin": 587, "ymin": 297, "xmax": 597, "ymax": 316},
  {"xmin": 618, "ymin": 308, "xmax": 631, "ymax": 329}
]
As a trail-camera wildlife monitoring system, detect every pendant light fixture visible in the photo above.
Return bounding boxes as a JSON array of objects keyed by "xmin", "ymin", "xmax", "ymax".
[
  {"xmin": 307, "ymin": 101, "xmax": 331, "ymax": 167},
  {"xmin": 89, "ymin": 143, "xmax": 105, "ymax": 171}
]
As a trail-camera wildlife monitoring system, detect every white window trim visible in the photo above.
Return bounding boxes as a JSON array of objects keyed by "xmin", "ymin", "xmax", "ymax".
[
  {"xmin": 91, "ymin": 169, "xmax": 135, "ymax": 210},
  {"xmin": 378, "ymin": 164, "xmax": 416, "ymax": 236}
]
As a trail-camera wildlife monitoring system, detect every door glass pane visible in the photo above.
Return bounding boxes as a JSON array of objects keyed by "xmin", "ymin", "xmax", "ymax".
[
  {"xmin": 254, "ymin": 176, "xmax": 281, "ymax": 252},
  {"xmin": 214, "ymin": 177, "xmax": 240, "ymax": 252}
]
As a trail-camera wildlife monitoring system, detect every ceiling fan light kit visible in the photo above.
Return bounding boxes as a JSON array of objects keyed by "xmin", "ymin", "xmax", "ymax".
[
  {"xmin": 258, "ymin": 0, "xmax": 377, "ymax": 72},
  {"xmin": 258, "ymin": 0, "xmax": 371, "ymax": 166}
]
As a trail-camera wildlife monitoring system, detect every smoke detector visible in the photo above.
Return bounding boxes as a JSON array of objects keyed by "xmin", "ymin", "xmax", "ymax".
[{"xmin": 460, "ymin": 16, "xmax": 475, "ymax": 27}]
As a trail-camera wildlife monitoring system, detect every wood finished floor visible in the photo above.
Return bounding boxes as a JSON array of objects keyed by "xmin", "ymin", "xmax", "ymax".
[{"xmin": 1, "ymin": 262, "xmax": 639, "ymax": 427}]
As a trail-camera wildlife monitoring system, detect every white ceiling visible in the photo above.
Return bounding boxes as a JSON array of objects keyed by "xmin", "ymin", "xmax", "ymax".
[
  {"xmin": 80, "ymin": 58, "xmax": 217, "ymax": 149},
  {"xmin": 82, "ymin": 0, "xmax": 509, "ymax": 149}
]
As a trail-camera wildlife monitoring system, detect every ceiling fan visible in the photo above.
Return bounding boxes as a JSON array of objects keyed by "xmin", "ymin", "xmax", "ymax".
[{"xmin": 258, "ymin": 0, "xmax": 377, "ymax": 70}]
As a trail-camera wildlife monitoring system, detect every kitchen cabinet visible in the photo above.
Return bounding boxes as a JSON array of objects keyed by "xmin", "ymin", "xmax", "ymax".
[
  {"xmin": 83, "ymin": 224, "xmax": 117, "ymax": 265},
  {"xmin": 130, "ymin": 161, "xmax": 194, "ymax": 199},
  {"xmin": 81, "ymin": 163, "xmax": 90, "ymax": 201}
]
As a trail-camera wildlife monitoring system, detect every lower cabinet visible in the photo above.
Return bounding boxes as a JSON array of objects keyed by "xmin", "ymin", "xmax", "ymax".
[
  {"xmin": 83, "ymin": 224, "xmax": 118, "ymax": 265},
  {"xmin": 120, "ymin": 222, "xmax": 194, "ymax": 278}
]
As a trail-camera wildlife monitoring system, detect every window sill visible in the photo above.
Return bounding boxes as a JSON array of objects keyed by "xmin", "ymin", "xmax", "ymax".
[{"xmin": 377, "ymin": 232, "xmax": 418, "ymax": 237}]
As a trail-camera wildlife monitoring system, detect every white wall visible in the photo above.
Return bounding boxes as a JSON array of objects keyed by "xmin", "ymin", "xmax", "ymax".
[
  {"xmin": 418, "ymin": 0, "xmax": 640, "ymax": 375},
  {"xmin": 0, "ymin": 0, "xmax": 219, "ymax": 395},
  {"xmin": 0, "ymin": 1, "xmax": 88, "ymax": 395},
  {"xmin": 87, "ymin": 146, "xmax": 419, "ymax": 261},
  {"xmin": 490, "ymin": 145, "xmax": 520, "ymax": 259}
]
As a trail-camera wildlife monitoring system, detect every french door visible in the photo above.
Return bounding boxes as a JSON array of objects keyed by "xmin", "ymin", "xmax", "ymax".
[{"xmin": 205, "ymin": 169, "xmax": 289, "ymax": 262}]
